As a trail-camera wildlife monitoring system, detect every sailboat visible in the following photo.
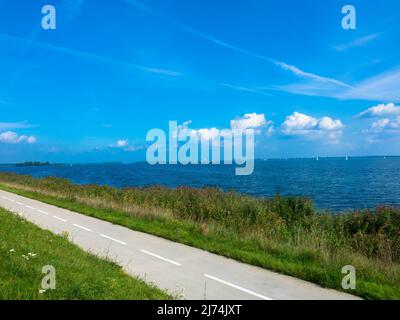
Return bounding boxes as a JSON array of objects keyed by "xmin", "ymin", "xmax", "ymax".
[
  {"xmin": 345, "ymin": 156, "xmax": 348, "ymax": 161},
  {"xmin": 316, "ymin": 156, "xmax": 319, "ymax": 161}
]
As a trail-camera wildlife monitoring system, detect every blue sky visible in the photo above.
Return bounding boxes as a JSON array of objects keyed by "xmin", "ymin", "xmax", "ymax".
[{"xmin": 0, "ymin": 0, "xmax": 400, "ymax": 162}]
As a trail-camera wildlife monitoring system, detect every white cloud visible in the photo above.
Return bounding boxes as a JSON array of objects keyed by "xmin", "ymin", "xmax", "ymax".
[
  {"xmin": 266, "ymin": 125, "xmax": 274, "ymax": 136},
  {"xmin": 282, "ymin": 112, "xmax": 344, "ymax": 144},
  {"xmin": 358, "ymin": 103, "xmax": 400, "ymax": 137},
  {"xmin": 377, "ymin": 118, "xmax": 400, "ymax": 131},
  {"xmin": 318, "ymin": 116, "xmax": 344, "ymax": 130},
  {"xmin": 357, "ymin": 103, "xmax": 400, "ymax": 118},
  {"xmin": 363, "ymin": 117, "xmax": 400, "ymax": 140},
  {"xmin": 26, "ymin": 136, "xmax": 37, "ymax": 144},
  {"xmin": 356, "ymin": 103, "xmax": 400, "ymax": 136},
  {"xmin": 231, "ymin": 113, "xmax": 268, "ymax": 130},
  {"xmin": 197, "ymin": 127, "xmax": 221, "ymax": 140},
  {"xmin": 176, "ymin": 113, "xmax": 272, "ymax": 142},
  {"xmin": 108, "ymin": 139, "xmax": 145, "ymax": 152},
  {"xmin": 115, "ymin": 139, "xmax": 129, "ymax": 147},
  {"xmin": 175, "ymin": 121, "xmax": 220, "ymax": 141},
  {"xmin": 370, "ymin": 118, "xmax": 389, "ymax": 131},
  {"xmin": 0, "ymin": 131, "xmax": 37, "ymax": 144},
  {"xmin": 282, "ymin": 112, "xmax": 318, "ymax": 134}
]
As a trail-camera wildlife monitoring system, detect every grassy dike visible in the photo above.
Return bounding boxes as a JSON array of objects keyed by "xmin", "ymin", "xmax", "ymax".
[
  {"xmin": 0, "ymin": 207, "xmax": 171, "ymax": 300},
  {"xmin": 0, "ymin": 172, "xmax": 399, "ymax": 300}
]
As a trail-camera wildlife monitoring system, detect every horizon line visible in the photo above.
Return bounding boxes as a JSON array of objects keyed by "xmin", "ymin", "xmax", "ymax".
[{"xmin": 0, "ymin": 155, "xmax": 399, "ymax": 166}]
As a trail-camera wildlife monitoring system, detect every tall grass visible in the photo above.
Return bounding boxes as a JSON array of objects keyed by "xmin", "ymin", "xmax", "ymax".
[
  {"xmin": 0, "ymin": 206, "xmax": 171, "ymax": 300},
  {"xmin": 0, "ymin": 172, "xmax": 399, "ymax": 299}
]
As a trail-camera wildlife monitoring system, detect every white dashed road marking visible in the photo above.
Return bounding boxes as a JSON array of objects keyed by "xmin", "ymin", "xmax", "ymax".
[
  {"xmin": 37, "ymin": 209, "xmax": 49, "ymax": 215},
  {"xmin": 204, "ymin": 274, "xmax": 272, "ymax": 300},
  {"xmin": 73, "ymin": 224, "xmax": 92, "ymax": 232},
  {"xmin": 53, "ymin": 216, "xmax": 67, "ymax": 222},
  {"xmin": 100, "ymin": 234, "xmax": 127, "ymax": 246},
  {"xmin": 140, "ymin": 249, "xmax": 181, "ymax": 266}
]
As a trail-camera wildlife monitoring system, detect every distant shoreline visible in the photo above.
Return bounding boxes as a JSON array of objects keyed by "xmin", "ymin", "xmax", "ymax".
[{"xmin": 0, "ymin": 155, "xmax": 400, "ymax": 167}]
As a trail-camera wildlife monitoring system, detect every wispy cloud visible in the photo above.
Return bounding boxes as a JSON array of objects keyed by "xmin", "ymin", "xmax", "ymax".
[
  {"xmin": 267, "ymin": 79, "xmax": 345, "ymax": 99},
  {"xmin": 0, "ymin": 33, "xmax": 271, "ymax": 97},
  {"xmin": 273, "ymin": 62, "xmax": 352, "ymax": 88},
  {"xmin": 333, "ymin": 33, "xmax": 381, "ymax": 52},
  {"xmin": 275, "ymin": 67, "xmax": 400, "ymax": 103},
  {"xmin": 338, "ymin": 68, "xmax": 400, "ymax": 102},
  {"xmin": 0, "ymin": 121, "xmax": 39, "ymax": 131},
  {"xmin": 214, "ymin": 82, "xmax": 272, "ymax": 96},
  {"xmin": 0, "ymin": 33, "xmax": 182, "ymax": 77},
  {"xmin": 124, "ymin": 0, "xmax": 350, "ymax": 88}
]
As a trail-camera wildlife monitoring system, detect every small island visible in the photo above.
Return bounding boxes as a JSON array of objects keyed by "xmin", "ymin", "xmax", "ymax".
[{"xmin": 15, "ymin": 161, "xmax": 51, "ymax": 167}]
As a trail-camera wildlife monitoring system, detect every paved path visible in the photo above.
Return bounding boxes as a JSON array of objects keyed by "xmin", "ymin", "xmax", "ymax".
[{"xmin": 0, "ymin": 189, "xmax": 360, "ymax": 300}]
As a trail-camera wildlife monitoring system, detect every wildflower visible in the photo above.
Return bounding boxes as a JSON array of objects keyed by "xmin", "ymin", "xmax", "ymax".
[
  {"xmin": 22, "ymin": 255, "xmax": 30, "ymax": 260},
  {"xmin": 28, "ymin": 252, "xmax": 37, "ymax": 257},
  {"xmin": 39, "ymin": 289, "xmax": 46, "ymax": 294},
  {"xmin": 9, "ymin": 249, "xmax": 15, "ymax": 253}
]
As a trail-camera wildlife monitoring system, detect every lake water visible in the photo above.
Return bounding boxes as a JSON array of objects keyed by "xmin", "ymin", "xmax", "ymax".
[{"xmin": 1, "ymin": 157, "xmax": 399, "ymax": 212}]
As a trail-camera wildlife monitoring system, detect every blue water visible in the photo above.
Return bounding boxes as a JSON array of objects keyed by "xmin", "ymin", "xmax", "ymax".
[{"xmin": 1, "ymin": 157, "xmax": 399, "ymax": 212}]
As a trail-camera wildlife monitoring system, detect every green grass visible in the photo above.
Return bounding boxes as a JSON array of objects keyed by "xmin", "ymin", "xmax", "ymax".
[
  {"xmin": 0, "ymin": 207, "xmax": 171, "ymax": 300},
  {"xmin": 0, "ymin": 172, "xmax": 399, "ymax": 300}
]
